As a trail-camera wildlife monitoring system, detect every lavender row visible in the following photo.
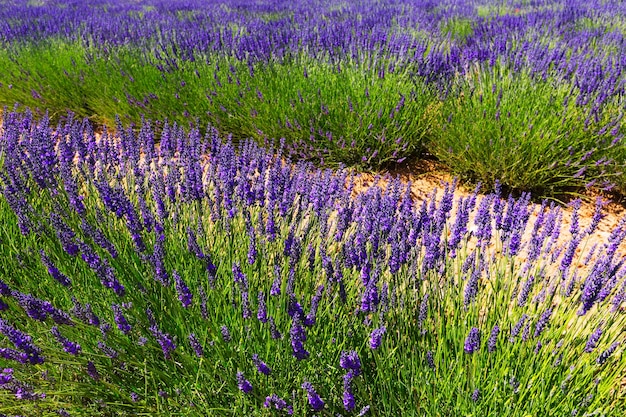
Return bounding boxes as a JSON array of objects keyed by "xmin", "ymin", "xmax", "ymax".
[{"xmin": 0, "ymin": 111, "xmax": 624, "ymax": 415}]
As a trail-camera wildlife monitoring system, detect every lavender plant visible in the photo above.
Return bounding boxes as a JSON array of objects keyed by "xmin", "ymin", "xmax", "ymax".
[
  {"xmin": 0, "ymin": 0, "xmax": 625, "ymax": 194},
  {"xmin": 0, "ymin": 112, "xmax": 623, "ymax": 415}
]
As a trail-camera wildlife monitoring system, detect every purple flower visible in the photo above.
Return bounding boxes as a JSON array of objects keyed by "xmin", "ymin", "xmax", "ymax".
[
  {"xmin": 358, "ymin": 405, "xmax": 371, "ymax": 416},
  {"xmin": 487, "ymin": 325, "xmax": 500, "ymax": 353},
  {"xmin": 241, "ymin": 290, "xmax": 252, "ymax": 320},
  {"xmin": 257, "ymin": 291, "xmax": 268, "ymax": 323},
  {"xmin": 51, "ymin": 327, "xmax": 81, "ymax": 355},
  {"xmin": 232, "ymin": 262, "xmax": 248, "ymax": 291},
  {"xmin": 270, "ymin": 268, "xmax": 281, "ymax": 296},
  {"xmin": 173, "ymin": 271, "xmax": 193, "ymax": 308},
  {"xmin": 0, "ymin": 368, "xmax": 13, "ymax": 384},
  {"xmin": 288, "ymin": 296, "xmax": 304, "ymax": 318},
  {"xmin": 304, "ymin": 285, "xmax": 324, "ymax": 326},
  {"xmin": 188, "ymin": 333, "xmax": 204, "ymax": 357},
  {"xmin": 97, "ymin": 341, "xmax": 118, "ymax": 359},
  {"xmin": 471, "ymin": 389, "xmax": 480, "ymax": 402},
  {"xmin": 426, "ymin": 351, "xmax": 435, "ymax": 369},
  {"xmin": 236, "ymin": 371, "xmax": 252, "ymax": 394},
  {"xmin": 264, "ymin": 394, "xmax": 293, "ymax": 414},
  {"xmin": 149, "ymin": 325, "xmax": 176, "ymax": 360},
  {"xmin": 585, "ymin": 326, "xmax": 603, "ymax": 353},
  {"xmin": 510, "ymin": 314, "xmax": 528, "ymax": 342},
  {"xmin": 463, "ymin": 269, "xmax": 480, "ymax": 307},
  {"xmin": 597, "ymin": 342, "xmax": 619, "ymax": 365},
  {"xmin": 269, "ymin": 317, "xmax": 282, "ymax": 339},
  {"xmin": 534, "ymin": 307, "xmax": 553, "ymax": 338},
  {"xmin": 199, "ymin": 286, "xmax": 208, "ymax": 319},
  {"xmin": 112, "ymin": 304, "xmax": 131, "ymax": 335},
  {"xmin": 464, "ymin": 327, "xmax": 481, "ymax": 354},
  {"xmin": 0, "ymin": 347, "xmax": 29, "ymax": 363},
  {"xmin": 252, "ymin": 354, "xmax": 271, "ymax": 375},
  {"xmin": 517, "ymin": 276, "xmax": 534, "ymax": 307},
  {"xmin": 50, "ymin": 213, "xmax": 79, "ymax": 256},
  {"xmin": 86, "ymin": 361, "xmax": 100, "ymax": 381},
  {"xmin": 40, "ymin": 251, "xmax": 71, "ymax": 287},
  {"xmin": 418, "ymin": 293, "xmax": 429, "ymax": 329},
  {"xmin": 302, "ymin": 381, "xmax": 325, "ymax": 411},
  {"xmin": 0, "ymin": 318, "xmax": 43, "ymax": 364},
  {"xmin": 340, "ymin": 350, "xmax": 361, "ymax": 374},
  {"xmin": 221, "ymin": 325, "xmax": 231, "ymax": 342},
  {"xmin": 290, "ymin": 314, "xmax": 309, "ymax": 360},
  {"xmin": 369, "ymin": 326, "xmax": 386, "ymax": 350},
  {"xmin": 342, "ymin": 371, "xmax": 357, "ymax": 411}
]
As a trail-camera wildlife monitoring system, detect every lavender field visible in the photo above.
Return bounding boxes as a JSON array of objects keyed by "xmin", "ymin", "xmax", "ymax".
[{"xmin": 0, "ymin": 1, "xmax": 625, "ymax": 416}]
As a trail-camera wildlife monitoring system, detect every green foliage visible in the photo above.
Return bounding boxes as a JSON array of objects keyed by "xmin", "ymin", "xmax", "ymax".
[
  {"xmin": 440, "ymin": 18, "xmax": 474, "ymax": 43},
  {"xmin": 429, "ymin": 66, "xmax": 624, "ymax": 196},
  {"xmin": 0, "ymin": 42, "xmax": 437, "ymax": 169}
]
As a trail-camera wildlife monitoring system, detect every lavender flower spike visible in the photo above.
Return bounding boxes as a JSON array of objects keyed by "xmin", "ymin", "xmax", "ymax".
[
  {"xmin": 252, "ymin": 354, "xmax": 271, "ymax": 375},
  {"xmin": 173, "ymin": 270, "xmax": 193, "ymax": 308},
  {"xmin": 464, "ymin": 327, "xmax": 481, "ymax": 354},
  {"xmin": 188, "ymin": 333, "xmax": 204, "ymax": 357},
  {"xmin": 302, "ymin": 381, "xmax": 325, "ymax": 411},
  {"xmin": 585, "ymin": 326, "xmax": 603, "ymax": 353},
  {"xmin": 340, "ymin": 350, "xmax": 362, "ymax": 374},
  {"xmin": 487, "ymin": 325, "xmax": 500, "ymax": 353},
  {"xmin": 236, "ymin": 371, "xmax": 252, "ymax": 394},
  {"xmin": 369, "ymin": 326, "xmax": 386, "ymax": 350}
]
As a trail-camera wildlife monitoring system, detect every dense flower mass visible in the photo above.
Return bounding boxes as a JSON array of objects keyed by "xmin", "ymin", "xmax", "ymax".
[
  {"xmin": 0, "ymin": 0, "xmax": 623, "ymax": 192},
  {"xmin": 0, "ymin": 0, "xmax": 626, "ymax": 408}
]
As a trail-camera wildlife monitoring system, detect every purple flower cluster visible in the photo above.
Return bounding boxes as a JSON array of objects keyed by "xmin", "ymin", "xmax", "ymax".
[
  {"xmin": 252, "ymin": 354, "xmax": 271, "ymax": 376},
  {"xmin": 173, "ymin": 270, "xmax": 193, "ymax": 308},
  {"xmin": 50, "ymin": 327, "xmax": 81, "ymax": 355},
  {"xmin": 264, "ymin": 394, "xmax": 293, "ymax": 414},
  {"xmin": 112, "ymin": 304, "xmax": 131, "ymax": 335},
  {"xmin": 302, "ymin": 381, "xmax": 325, "ymax": 411},
  {"xmin": 289, "ymin": 314, "xmax": 309, "ymax": 360},
  {"xmin": 0, "ymin": 318, "xmax": 44, "ymax": 364},
  {"xmin": 369, "ymin": 326, "xmax": 386, "ymax": 350},
  {"xmin": 236, "ymin": 371, "xmax": 252, "ymax": 394},
  {"xmin": 464, "ymin": 327, "xmax": 481, "ymax": 354}
]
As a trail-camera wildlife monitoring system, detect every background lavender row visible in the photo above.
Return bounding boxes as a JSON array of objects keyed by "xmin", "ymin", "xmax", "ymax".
[
  {"xmin": 1, "ymin": 0, "xmax": 625, "ymax": 90},
  {"xmin": 0, "ymin": 0, "xmax": 625, "ymax": 195}
]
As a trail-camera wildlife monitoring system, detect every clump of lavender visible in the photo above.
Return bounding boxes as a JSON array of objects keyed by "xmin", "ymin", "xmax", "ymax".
[
  {"xmin": 340, "ymin": 350, "xmax": 362, "ymax": 374},
  {"xmin": 1, "ymin": 112, "xmax": 625, "ymax": 416},
  {"xmin": 221, "ymin": 325, "xmax": 231, "ymax": 343},
  {"xmin": 585, "ymin": 326, "xmax": 603, "ymax": 353},
  {"xmin": 342, "ymin": 371, "xmax": 357, "ymax": 412},
  {"xmin": 487, "ymin": 325, "xmax": 500, "ymax": 353},
  {"xmin": 289, "ymin": 314, "xmax": 309, "ymax": 360}
]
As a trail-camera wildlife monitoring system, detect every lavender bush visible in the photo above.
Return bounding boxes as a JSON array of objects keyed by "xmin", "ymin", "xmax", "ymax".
[
  {"xmin": 0, "ymin": 0, "xmax": 624, "ymax": 193},
  {"xmin": 0, "ymin": 111, "xmax": 623, "ymax": 415}
]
